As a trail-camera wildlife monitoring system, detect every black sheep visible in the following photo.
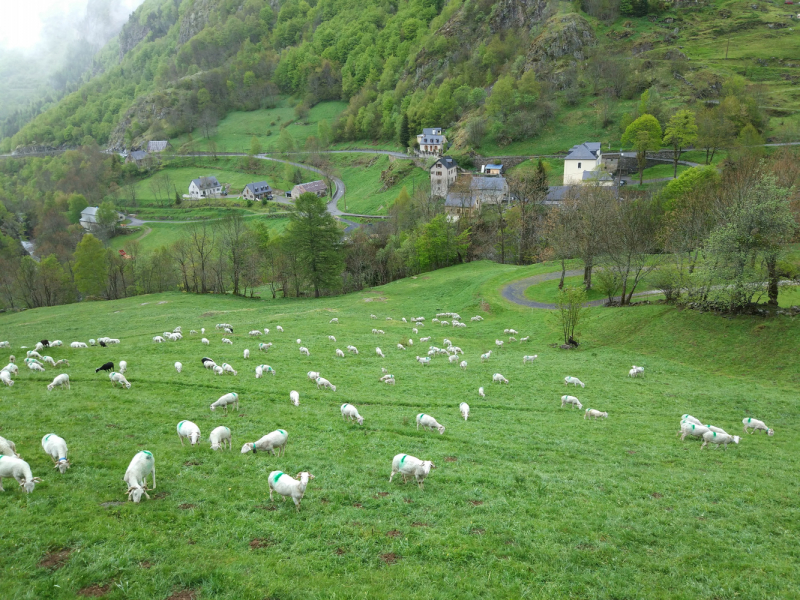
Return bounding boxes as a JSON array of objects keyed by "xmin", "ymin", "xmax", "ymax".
[
  {"xmin": 99, "ymin": 341, "xmax": 107, "ymax": 347},
  {"xmin": 201, "ymin": 357, "xmax": 214, "ymax": 365},
  {"xmin": 95, "ymin": 362, "xmax": 114, "ymax": 373},
  {"xmin": 40, "ymin": 340, "xmax": 49, "ymax": 348}
]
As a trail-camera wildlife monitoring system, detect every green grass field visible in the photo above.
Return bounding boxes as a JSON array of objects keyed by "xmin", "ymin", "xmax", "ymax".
[
  {"xmin": 0, "ymin": 260, "xmax": 799, "ymax": 599},
  {"xmin": 334, "ymin": 154, "xmax": 429, "ymax": 215}
]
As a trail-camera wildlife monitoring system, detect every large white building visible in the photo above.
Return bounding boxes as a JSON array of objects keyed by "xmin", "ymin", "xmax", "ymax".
[
  {"xmin": 430, "ymin": 156, "xmax": 458, "ymax": 197},
  {"xmin": 563, "ymin": 142, "xmax": 607, "ymax": 185},
  {"xmin": 189, "ymin": 176, "xmax": 223, "ymax": 199},
  {"xmin": 417, "ymin": 128, "xmax": 447, "ymax": 156}
]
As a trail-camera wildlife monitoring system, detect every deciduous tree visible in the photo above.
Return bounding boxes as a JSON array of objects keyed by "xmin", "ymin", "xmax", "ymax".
[
  {"xmin": 663, "ymin": 109, "xmax": 698, "ymax": 178},
  {"xmin": 621, "ymin": 114, "xmax": 663, "ymax": 185}
]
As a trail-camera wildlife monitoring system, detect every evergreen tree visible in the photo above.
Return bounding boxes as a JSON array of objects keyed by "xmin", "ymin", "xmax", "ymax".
[{"xmin": 398, "ymin": 113, "xmax": 410, "ymax": 148}]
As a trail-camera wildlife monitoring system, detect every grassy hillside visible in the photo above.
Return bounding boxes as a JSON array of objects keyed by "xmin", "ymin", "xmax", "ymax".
[
  {"xmin": 0, "ymin": 261, "xmax": 798, "ymax": 598},
  {"xmin": 334, "ymin": 154, "xmax": 430, "ymax": 215}
]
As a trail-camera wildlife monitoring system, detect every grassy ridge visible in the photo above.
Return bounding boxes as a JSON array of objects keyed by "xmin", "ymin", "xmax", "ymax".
[
  {"xmin": 0, "ymin": 261, "xmax": 798, "ymax": 598},
  {"xmin": 334, "ymin": 154, "xmax": 429, "ymax": 215}
]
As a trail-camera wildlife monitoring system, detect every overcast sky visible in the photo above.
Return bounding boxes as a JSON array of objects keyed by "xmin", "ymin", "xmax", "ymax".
[{"xmin": 0, "ymin": 0, "xmax": 145, "ymax": 51}]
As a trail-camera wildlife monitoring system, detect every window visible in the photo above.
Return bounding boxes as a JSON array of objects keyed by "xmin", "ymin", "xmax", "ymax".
[{"xmin": 578, "ymin": 162, "xmax": 581, "ymax": 169}]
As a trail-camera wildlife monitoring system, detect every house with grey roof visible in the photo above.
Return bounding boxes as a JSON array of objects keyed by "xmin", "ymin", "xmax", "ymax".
[
  {"xmin": 291, "ymin": 180, "xmax": 328, "ymax": 200},
  {"xmin": 79, "ymin": 206, "xmax": 100, "ymax": 231},
  {"xmin": 430, "ymin": 156, "xmax": 458, "ymax": 198},
  {"xmin": 416, "ymin": 128, "xmax": 447, "ymax": 156},
  {"xmin": 563, "ymin": 142, "xmax": 606, "ymax": 185},
  {"xmin": 189, "ymin": 176, "xmax": 223, "ymax": 199},
  {"xmin": 125, "ymin": 150, "xmax": 150, "ymax": 168},
  {"xmin": 243, "ymin": 181, "xmax": 273, "ymax": 201},
  {"xmin": 483, "ymin": 163, "xmax": 504, "ymax": 175},
  {"xmin": 444, "ymin": 175, "xmax": 510, "ymax": 217}
]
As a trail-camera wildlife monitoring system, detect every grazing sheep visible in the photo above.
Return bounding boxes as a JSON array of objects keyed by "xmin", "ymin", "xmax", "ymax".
[
  {"xmin": 0, "ymin": 371, "xmax": 14, "ymax": 386},
  {"xmin": 707, "ymin": 425, "xmax": 729, "ymax": 435},
  {"xmin": 681, "ymin": 414, "xmax": 703, "ymax": 426},
  {"xmin": 459, "ymin": 402, "xmax": 470, "ymax": 421},
  {"xmin": 24, "ymin": 357, "xmax": 43, "ymax": 366},
  {"xmin": 336, "ymin": 349, "xmax": 345, "ymax": 358},
  {"xmin": 109, "ymin": 372, "xmax": 131, "ymax": 388},
  {"xmin": 307, "ymin": 371, "xmax": 320, "ymax": 381},
  {"xmin": 46, "ymin": 374, "xmax": 70, "ymax": 391},
  {"xmin": 152, "ymin": 336, "xmax": 165, "ymax": 343},
  {"xmin": 123, "ymin": 450, "xmax": 156, "ymax": 503},
  {"xmin": 290, "ymin": 390, "xmax": 300, "ymax": 406},
  {"xmin": 346, "ymin": 345, "xmax": 359, "ymax": 355},
  {"xmin": 328, "ymin": 335, "xmax": 336, "ymax": 342},
  {"xmin": 561, "ymin": 395, "xmax": 583, "ymax": 409},
  {"xmin": 509, "ymin": 337, "xmax": 517, "ymax": 342},
  {"xmin": 88, "ymin": 339, "xmax": 96, "ymax": 347},
  {"xmin": 376, "ymin": 347, "xmax": 385, "ymax": 358},
  {"xmin": 268, "ymin": 471, "xmax": 315, "ymax": 511},
  {"xmin": 8, "ymin": 355, "xmax": 14, "ymax": 363},
  {"xmin": 28, "ymin": 362, "xmax": 45, "ymax": 372},
  {"xmin": 177, "ymin": 421, "xmax": 201, "ymax": 446},
  {"xmin": 202, "ymin": 338, "xmax": 210, "ymax": 345},
  {"xmin": 481, "ymin": 352, "xmax": 492, "ymax": 362},
  {"xmin": 241, "ymin": 429, "xmax": 288, "ymax": 456},
  {"xmin": 330, "ymin": 318, "xmax": 339, "ymax": 324},
  {"xmin": 53, "ymin": 359, "xmax": 69, "ymax": 367},
  {"xmin": 201, "ymin": 357, "xmax": 216, "ymax": 369},
  {"xmin": 276, "ymin": 326, "xmax": 283, "ymax": 332},
  {"xmin": 412, "ymin": 328, "xmax": 418, "ymax": 334},
  {"xmin": 249, "ymin": 330, "xmax": 262, "ymax": 337},
  {"xmin": 210, "ymin": 392, "xmax": 239, "ymax": 414},
  {"xmin": 449, "ymin": 354, "xmax": 459, "ymax": 364},
  {"xmin": 190, "ymin": 330, "xmax": 197, "ymax": 335},
  {"xmin": 316, "ymin": 377, "xmax": 336, "ymax": 391},
  {"xmin": 631, "ymin": 366, "xmax": 645, "ymax": 377},
  {"xmin": 460, "ymin": 360, "xmax": 468, "ymax": 370},
  {"xmin": 742, "ymin": 418, "xmax": 774, "ymax": 436},
  {"xmin": 27, "ymin": 350, "xmax": 43, "ymax": 359},
  {"xmin": 522, "ymin": 355, "xmax": 538, "ymax": 364},
  {"xmin": 213, "ymin": 365, "xmax": 224, "ymax": 375},
  {"xmin": 564, "ymin": 376, "xmax": 585, "ymax": 388},
  {"xmin": 416, "ymin": 413, "xmax": 445, "ymax": 434},
  {"xmin": 201, "ymin": 328, "xmax": 205, "ymax": 334},
  {"xmin": 0, "ymin": 341, "xmax": 9, "ymax": 348},
  {"xmin": 584, "ymin": 409, "xmax": 608, "ymax": 420},
  {"xmin": 492, "ymin": 373, "xmax": 508, "ymax": 384},
  {"xmin": 379, "ymin": 373, "xmax": 394, "ymax": 382},
  {"xmin": 95, "ymin": 361, "xmax": 114, "ymax": 373},
  {"xmin": 701, "ymin": 431, "xmax": 741, "ymax": 450},
  {"xmin": 297, "ymin": 339, "xmax": 302, "ymax": 344},
  {"xmin": 397, "ymin": 344, "xmax": 405, "ymax": 350},
  {"xmin": 258, "ymin": 342, "xmax": 272, "ymax": 352},
  {"xmin": 256, "ymin": 364, "xmax": 275, "ymax": 377},
  {"xmin": 221, "ymin": 363, "xmax": 238, "ymax": 376},
  {"xmin": 471, "ymin": 316, "xmax": 483, "ymax": 322},
  {"xmin": 175, "ymin": 362, "xmax": 182, "ymax": 373},
  {"xmin": 678, "ymin": 421, "xmax": 710, "ymax": 441},
  {"xmin": 221, "ymin": 338, "xmax": 233, "ymax": 345},
  {"xmin": 118, "ymin": 360, "xmax": 127, "ymax": 374},
  {"xmin": 420, "ymin": 336, "xmax": 431, "ymax": 343},
  {"xmin": 255, "ymin": 366, "xmax": 262, "ymax": 378},
  {"xmin": 264, "ymin": 328, "xmax": 270, "ymax": 335},
  {"xmin": 389, "ymin": 454, "xmax": 435, "ymax": 490},
  {"xmin": 479, "ymin": 387, "xmax": 485, "ymax": 398},
  {"xmin": 628, "ymin": 368, "xmax": 640, "ymax": 378},
  {"xmin": 0, "ymin": 456, "xmax": 42, "ymax": 494},
  {"xmin": 408, "ymin": 339, "xmax": 413, "ymax": 346},
  {"xmin": 416, "ymin": 356, "xmax": 430, "ymax": 365},
  {"xmin": 495, "ymin": 340, "xmax": 504, "ymax": 349},
  {"xmin": 243, "ymin": 349, "xmax": 250, "ymax": 360},
  {"xmin": 2, "ymin": 363, "xmax": 18, "ymax": 374},
  {"xmin": 341, "ymin": 403, "xmax": 364, "ymax": 425},
  {"xmin": 370, "ymin": 314, "xmax": 377, "ymax": 319},
  {"xmin": 209, "ymin": 426, "xmax": 232, "ymax": 450},
  {"xmin": 383, "ymin": 377, "xmax": 396, "ymax": 385},
  {"xmin": 299, "ymin": 346, "xmax": 310, "ymax": 356},
  {"xmin": 0, "ymin": 436, "xmax": 20, "ymax": 458},
  {"xmin": 520, "ymin": 336, "xmax": 530, "ymax": 342}
]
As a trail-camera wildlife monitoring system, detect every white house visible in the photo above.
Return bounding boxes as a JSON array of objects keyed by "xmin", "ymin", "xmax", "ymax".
[
  {"xmin": 189, "ymin": 176, "xmax": 223, "ymax": 199},
  {"xmin": 290, "ymin": 180, "xmax": 328, "ymax": 200},
  {"xmin": 430, "ymin": 156, "xmax": 458, "ymax": 197},
  {"xmin": 79, "ymin": 207, "xmax": 100, "ymax": 232},
  {"xmin": 563, "ymin": 142, "xmax": 605, "ymax": 185},
  {"xmin": 416, "ymin": 128, "xmax": 447, "ymax": 156}
]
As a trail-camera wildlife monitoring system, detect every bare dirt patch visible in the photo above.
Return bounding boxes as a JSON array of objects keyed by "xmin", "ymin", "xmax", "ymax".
[
  {"xmin": 250, "ymin": 538, "xmax": 272, "ymax": 549},
  {"xmin": 335, "ymin": 547, "xmax": 346, "ymax": 555},
  {"xmin": 470, "ymin": 528, "xmax": 486, "ymax": 535},
  {"xmin": 403, "ymin": 498, "xmax": 413, "ymax": 504},
  {"xmin": 411, "ymin": 522, "xmax": 429, "ymax": 527},
  {"xmin": 353, "ymin": 503, "xmax": 363, "ymax": 508},
  {"xmin": 468, "ymin": 500, "xmax": 484, "ymax": 506},
  {"xmin": 78, "ymin": 584, "xmax": 111, "ymax": 597},
  {"xmin": 380, "ymin": 552, "xmax": 399, "ymax": 564},
  {"xmin": 373, "ymin": 492, "xmax": 389, "ymax": 498},
  {"xmin": 257, "ymin": 505, "xmax": 277, "ymax": 511},
  {"xmin": 38, "ymin": 548, "xmax": 72, "ymax": 570},
  {"xmin": 153, "ymin": 492, "xmax": 169, "ymax": 499},
  {"xmin": 105, "ymin": 424, "xmax": 119, "ymax": 429},
  {"xmin": 444, "ymin": 456, "xmax": 457, "ymax": 462},
  {"xmin": 183, "ymin": 461, "xmax": 200, "ymax": 466},
  {"xmin": 99, "ymin": 501, "xmax": 125, "ymax": 507},
  {"xmin": 651, "ymin": 492, "xmax": 663, "ymax": 499},
  {"xmin": 139, "ymin": 561, "xmax": 153, "ymax": 569},
  {"xmin": 386, "ymin": 530, "xmax": 402, "ymax": 537},
  {"xmin": 166, "ymin": 591, "xmax": 198, "ymax": 600},
  {"xmin": 178, "ymin": 504, "xmax": 196, "ymax": 510},
  {"xmin": 363, "ymin": 297, "xmax": 387, "ymax": 302}
]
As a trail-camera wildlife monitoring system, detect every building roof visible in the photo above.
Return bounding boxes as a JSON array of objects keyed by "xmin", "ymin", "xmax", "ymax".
[
  {"xmin": 470, "ymin": 176, "xmax": 507, "ymax": 191},
  {"xmin": 565, "ymin": 142, "xmax": 602, "ymax": 161},
  {"xmin": 485, "ymin": 163, "xmax": 504, "ymax": 170},
  {"xmin": 245, "ymin": 181, "xmax": 272, "ymax": 194},
  {"xmin": 80, "ymin": 206, "xmax": 99, "ymax": 223},
  {"xmin": 444, "ymin": 192, "xmax": 479, "ymax": 209},
  {"xmin": 582, "ymin": 170, "xmax": 613, "ymax": 181},
  {"xmin": 147, "ymin": 141, "xmax": 170, "ymax": 152},
  {"xmin": 432, "ymin": 157, "xmax": 457, "ymax": 170},
  {"xmin": 129, "ymin": 150, "xmax": 148, "ymax": 161},
  {"xmin": 191, "ymin": 176, "xmax": 221, "ymax": 190},
  {"xmin": 422, "ymin": 128, "xmax": 442, "ymax": 135},
  {"xmin": 418, "ymin": 134, "xmax": 445, "ymax": 145},
  {"xmin": 293, "ymin": 180, "xmax": 327, "ymax": 194},
  {"xmin": 546, "ymin": 186, "xmax": 571, "ymax": 202}
]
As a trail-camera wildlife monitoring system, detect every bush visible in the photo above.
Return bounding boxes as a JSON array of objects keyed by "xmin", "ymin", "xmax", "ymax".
[
  {"xmin": 596, "ymin": 269, "xmax": 621, "ymax": 304},
  {"xmin": 650, "ymin": 266, "xmax": 682, "ymax": 303},
  {"xmin": 246, "ymin": 199, "xmax": 254, "ymax": 207}
]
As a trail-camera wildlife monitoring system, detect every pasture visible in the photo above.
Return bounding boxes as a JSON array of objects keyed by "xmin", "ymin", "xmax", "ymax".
[{"xmin": 0, "ymin": 261, "xmax": 798, "ymax": 599}]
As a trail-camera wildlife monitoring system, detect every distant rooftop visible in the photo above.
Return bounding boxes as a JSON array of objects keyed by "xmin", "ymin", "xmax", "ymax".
[{"xmin": 565, "ymin": 142, "xmax": 602, "ymax": 161}]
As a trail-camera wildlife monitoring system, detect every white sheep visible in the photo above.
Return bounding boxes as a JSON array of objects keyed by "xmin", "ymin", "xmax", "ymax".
[
  {"xmin": 416, "ymin": 356, "xmax": 430, "ymax": 365},
  {"xmin": 631, "ymin": 366, "xmax": 645, "ymax": 377},
  {"xmin": 210, "ymin": 392, "xmax": 239, "ymax": 414},
  {"xmin": 701, "ymin": 431, "xmax": 740, "ymax": 450},
  {"xmin": 255, "ymin": 366, "xmax": 262, "ymax": 378},
  {"xmin": 109, "ymin": 372, "xmax": 131, "ymax": 389},
  {"xmin": 54, "ymin": 359, "xmax": 69, "ymax": 367},
  {"xmin": 1, "ymin": 363, "xmax": 16, "ymax": 374},
  {"xmin": 209, "ymin": 426, "xmax": 232, "ymax": 450},
  {"xmin": 416, "ymin": 413, "xmax": 445, "ymax": 434},
  {"xmin": 241, "ymin": 429, "xmax": 288, "ymax": 456},
  {"xmin": 202, "ymin": 338, "xmax": 210, "ymax": 345},
  {"xmin": 201, "ymin": 328, "xmax": 205, "ymax": 334},
  {"xmin": 330, "ymin": 318, "xmax": 339, "ymax": 324},
  {"xmin": 481, "ymin": 352, "xmax": 492, "ymax": 362},
  {"xmin": 307, "ymin": 371, "xmax": 320, "ymax": 381},
  {"xmin": 564, "ymin": 376, "xmax": 585, "ymax": 388},
  {"xmin": 376, "ymin": 347, "xmax": 385, "ymax": 358},
  {"xmin": 449, "ymin": 354, "xmax": 459, "ymax": 364},
  {"xmin": 299, "ymin": 346, "xmax": 310, "ymax": 356},
  {"xmin": 276, "ymin": 326, "xmax": 283, "ymax": 332},
  {"xmin": 628, "ymin": 368, "xmax": 640, "ymax": 378},
  {"xmin": 213, "ymin": 365, "xmax": 224, "ymax": 376},
  {"xmin": 221, "ymin": 362, "xmax": 238, "ymax": 376},
  {"xmin": 243, "ymin": 349, "xmax": 250, "ymax": 359},
  {"xmin": 28, "ymin": 362, "xmax": 45, "ymax": 372},
  {"xmin": 678, "ymin": 421, "xmax": 710, "ymax": 441},
  {"xmin": 249, "ymin": 330, "xmax": 262, "ymax": 337},
  {"xmin": 742, "ymin": 418, "xmax": 774, "ymax": 436},
  {"xmin": 561, "ymin": 395, "xmax": 583, "ymax": 409},
  {"xmin": 260, "ymin": 364, "xmax": 275, "ymax": 376},
  {"xmin": 681, "ymin": 414, "xmax": 703, "ymax": 426},
  {"xmin": 0, "ymin": 456, "xmax": 42, "ymax": 494},
  {"xmin": 222, "ymin": 338, "xmax": 233, "ymax": 345},
  {"xmin": 190, "ymin": 330, "xmax": 197, "ymax": 335},
  {"xmin": 41, "ymin": 434, "xmax": 70, "ymax": 473},
  {"xmin": 408, "ymin": 339, "xmax": 413, "ymax": 346},
  {"xmin": 72, "ymin": 342, "xmax": 88, "ymax": 348},
  {"xmin": 459, "ymin": 402, "xmax": 470, "ymax": 421},
  {"xmin": 584, "ymin": 409, "xmax": 608, "ymax": 420},
  {"xmin": 492, "ymin": 373, "xmax": 508, "ymax": 384},
  {"xmin": 520, "ymin": 336, "xmax": 530, "ymax": 342},
  {"xmin": 495, "ymin": 340, "xmax": 503, "ymax": 349},
  {"xmin": 290, "ymin": 390, "xmax": 300, "ymax": 406},
  {"xmin": 346, "ymin": 345, "xmax": 359, "ymax": 354},
  {"xmin": 123, "ymin": 450, "xmax": 155, "ymax": 503},
  {"xmin": 509, "ymin": 337, "xmax": 517, "ymax": 342},
  {"xmin": 0, "ymin": 436, "xmax": 20, "ymax": 458},
  {"xmin": 152, "ymin": 336, "xmax": 165, "ymax": 343},
  {"xmin": 263, "ymin": 328, "xmax": 270, "ymax": 335},
  {"xmin": 88, "ymin": 339, "xmax": 96, "ymax": 347},
  {"xmin": 523, "ymin": 355, "xmax": 538, "ymax": 364},
  {"xmin": 119, "ymin": 360, "xmax": 127, "ymax": 374},
  {"xmin": 50, "ymin": 340, "xmax": 63, "ymax": 347},
  {"xmin": 177, "ymin": 420, "xmax": 201, "ymax": 446},
  {"xmin": 460, "ymin": 360, "xmax": 468, "ymax": 370},
  {"xmin": 379, "ymin": 373, "xmax": 394, "ymax": 382},
  {"xmin": 296, "ymin": 339, "xmax": 302, "ymax": 344},
  {"xmin": 175, "ymin": 362, "xmax": 182, "ymax": 373},
  {"xmin": 412, "ymin": 328, "xmax": 418, "ymax": 334},
  {"xmin": 479, "ymin": 387, "xmax": 485, "ymax": 398},
  {"xmin": 370, "ymin": 314, "xmax": 377, "ymax": 319},
  {"xmin": 258, "ymin": 342, "xmax": 272, "ymax": 352},
  {"xmin": 336, "ymin": 349, "xmax": 345, "ymax": 358},
  {"xmin": 316, "ymin": 377, "xmax": 336, "ymax": 391},
  {"xmin": 0, "ymin": 341, "xmax": 10, "ymax": 348},
  {"xmin": 383, "ymin": 377, "xmax": 396, "ymax": 385},
  {"xmin": 389, "ymin": 454, "xmax": 435, "ymax": 490},
  {"xmin": 0, "ymin": 371, "xmax": 13, "ymax": 387},
  {"xmin": 397, "ymin": 344, "xmax": 405, "ymax": 350},
  {"xmin": 46, "ymin": 374, "xmax": 70, "ymax": 391},
  {"xmin": 268, "ymin": 471, "xmax": 315, "ymax": 511},
  {"xmin": 41, "ymin": 356, "xmax": 56, "ymax": 366},
  {"xmin": 27, "ymin": 350, "xmax": 42, "ymax": 359},
  {"xmin": 341, "ymin": 403, "xmax": 364, "ymax": 425},
  {"xmin": 471, "ymin": 316, "xmax": 483, "ymax": 322},
  {"xmin": 328, "ymin": 335, "xmax": 336, "ymax": 342}
]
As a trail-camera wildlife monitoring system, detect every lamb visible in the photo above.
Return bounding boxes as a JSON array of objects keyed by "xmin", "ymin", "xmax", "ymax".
[
  {"xmin": 481, "ymin": 352, "xmax": 492, "ymax": 362},
  {"xmin": 276, "ymin": 326, "xmax": 283, "ymax": 332},
  {"xmin": 508, "ymin": 337, "xmax": 517, "ymax": 342},
  {"xmin": 258, "ymin": 364, "xmax": 275, "ymax": 376},
  {"xmin": 449, "ymin": 354, "xmax": 459, "ymax": 364},
  {"xmin": 397, "ymin": 344, "xmax": 405, "ymax": 350},
  {"xmin": 450, "ymin": 346, "xmax": 463, "ymax": 354},
  {"xmin": 190, "ymin": 330, "xmax": 197, "ymax": 335},
  {"xmin": 296, "ymin": 339, "xmax": 302, "ymax": 344},
  {"xmin": 459, "ymin": 402, "xmax": 470, "ymax": 421},
  {"xmin": 416, "ymin": 413, "xmax": 445, "ymax": 434},
  {"xmin": 376, "ymin": 347, "xmax": 385, "ymax": 358},
  {"xmin": 681, "ymin": 414, "xmax": 703, "ymax": 426},
  {"xmin": 307, "ymin": 371, "xmax": 321, "ymax": 381},
  {"xmin": 492, "ymin": 373, "xmax": 508, "ymax": 384},
  {"xmin": 210, "ymin": 392, "xmax": 239, "ymax": 414},
  {"xmin": 408, "ymin": 339, "xmax": 413, "ymax": 346},
  {"xmin": 109, "ymin": 372, "xmax": 131, "ymax": 388},
  {"xmin": 336, "ymin": 349, "xmax": 345, "ymax": 358},
  {"xmin": 522, "ymin": 355, "xmax": 538, "ymax": 364},
  {"xmin": 249, "ymin": 330, "xmax": 262, "ymax": 337},
  {"xmin": 241, "ymin": 429, "xmax": 288, "ymax": 456},
  {"xmin": 299, "ymin": 346, "xmax": 310, "ymax": 356},
  {"xmin": 175, "ymin": 362, "xmax": 182, "ymax": 373},
  {"xmin": 70, "ymin": 342, "xmax": 88, "ymax": 348},
  {"xmin": 701, "ymin": 431, "xmax": 741, "ymax": 450},
  {"xmin": 46, "ymin": 374, "xmax": 70, "ymax": 391},
  {"xmin": 28, "ymin": 362, "xmax": 45, "ymax": 372},
  {"xmin": 40, "ymin": 433, "xmax": 71, "ymax": 474},
  {"xmin": 495, "ymin": 340, "xmax": 504, "ymax": 349},
  {"xmin": 53, "ymin": 359, "xmax": 69, "ymax": 367},
  {"xmin": 443, "ymin": 339, "xmax": 452, "ymax": 348},
  {"xmin": 328, "ymin": 335, "xmax": 336, "ymax": 342},
  {"xmin": 119, "ymin": 360, "xmax": 127, "ymax": 374},
  {"xmin": 0, "ymin": 456, "xmax": 42, "ymax": 494},
  {"xmin": 383, "ymin": 377, "xmax": 396, "ymax": 385},
  {"xmin": 221, "ymin": 338, "xmax": 233, "ymax": 345},
  {"xmin": 316, "ymin": 377, "xmax": 336, "ymax": 391},
  {"xmin": 402, "ymin": 317, "xmax": 407, "ymax": 323},
  {"xmin": 0, "ymin": 371, "xmax": 13, "ymax": 386},
  {"xmin": 0, "ymin": 341, "xmax": 9, "ymax": 348},
  {"xmin": 202, "ymin": 338, "xmax": 210, "ymax": 345},
  {"xmin": 389, "ymin": 454, "xmax": 435, "ymax": 490},
  {"xmin": 379, "ymin": 373, "xmax": 394, "ymax": 382},
  {"xmin": 243, "ymin": 349, "xmax": 250, "ymax": 359},
  {"xmin": 346, "ymin": 345, "xmax": 359, "ymax": 354},
  {"xmin": 25, "ymin": 357, "xmax": 43, "ymax": 366},
  {"xmin": 370, "ymin": 314, "xmax": 377, "ymax": 319},
  {"xmin": 123, "ymin": 450, "xmax": 155, "ymax": 503},
  {"xmin": 330, "ymin": 318, "xmax": 339, "ymax": 324},
  {"xmin": 678, "ymin": 421, "xmax": 710, "ymax": 441},
  {"xmin": 584, "ymin": 409, "xmax": 608, "ymax": 420},
  {"xmin": 258, "ymin": 342, "xmax": 272, "ymax": 352},
  {"xmin": 471, "ymin": 316, "xmax": 483, "ymax": 322},
  {"xmin": 386, "ymin": 316, "xmax": 392, "ymax": 321},
  {"xmin": 412, "ymin": 328, "xmax": 418, "ymax": 334},
  {"xmin": 416, "ymin": 356, "xmax": 430, "ymax": 365},
  {"xmin": 742, "ymin": 418, "xmax": 774, "ymax": 436},
  {"xmin": 95, "ymin": 361, "xmax": 114, "ymax": 373},
  {"xmin": 341, "ymin": 403, "xmax": 364, "ymax": 425},
  {"xmin": 255, "ymin": 366, "xmax": 262, "ymax": 378},
  {"xmin": 479, "ymin": 387, "xmax": 485, "ymax": 398},
  {"xmin": 263, "ymin": 328, "xmax": 269, "ymax": 335},
  {"xmin": 50, "ymin": 340, "xmax": 63, "ymax": 347},
  {"xmin": 0, "ymin": 436, "xmax": 20, "ymax": 458},
  {"xmin": 628, "ymin": 368, "xmax": 640, "ymax": 378},
  {"xmin": 561, "ymin": 395, "xmax": 583, "ymax": 409},
  {"xmin": 221, "ymin": 362, "xmax": 238, "ymax": 376},
  {"xmin": 564, "ymin": 376, "xmax": 585, "ymax": 388},
  {"xmin": 173, "ymin": 327, "xmax": 182, "ymax": 333},
  {"xmin": 209, "ymin": 426, "xmax": 232, "ymax": 450},
  {"xmin": 213, "ymin": 365, "xmax": 224, "ymax": 375},
  {"xmin": 520, "ymin": 336, "xmax": 530, "ymax": 342},
  {"xmin": 420, "ymin": 336, "xmax": 431, "ymax": 343},
  {"xmin": 2, "ymin": 363, "xmax": 17, "ymax": 374},
  {"xmin": 202, "ymin": 357, "xmax": 216, "ymax": 369},
  {"xmin": 707, "ymin": 424, "xmax": 728, "ymax": 435},
  {"xmin": 176, "ymin": 420, "xmax": 201, "ymax": 446},
  {"xmin": 153, "ymin": 336, "xmax": 165, "ymax": 343},
  {"xmin": 7, "ymin": 355, "xmax": 14, "ymax": 363},
  {"xmin": 290, "ymin": 390, "xmax": 300, "ymax": 406},
  {"xmin": 89, "ymin": 339, "xmax": 97, "ymax": 346},
  {"xmin": 631, "ymin": 366, "xmax": 645, "ymax": 377},
  {"xmin": 268, "ymin": 471, "xmax": 315, "ymax": 511},
  {"xmin": 460, "ymin": 360, "xmax": 468, "ymax": 370},
  {"xmin": 27, "ymin": 350, "xmax": 43, "ymax": 359}
]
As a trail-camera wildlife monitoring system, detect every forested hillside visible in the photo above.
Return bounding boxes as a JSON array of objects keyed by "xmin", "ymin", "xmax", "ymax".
[{"xmin": 3, "ymin": 0, "xmax": 799, "ymax": 154}]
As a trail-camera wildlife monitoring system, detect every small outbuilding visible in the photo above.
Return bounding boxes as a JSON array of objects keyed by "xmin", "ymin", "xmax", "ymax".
[{"xmin": 291, "ymin": 180, "xmax": 328, "ymax": 199}]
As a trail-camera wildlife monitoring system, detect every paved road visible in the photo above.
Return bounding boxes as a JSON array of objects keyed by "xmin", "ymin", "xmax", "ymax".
[{"xmin": 501, "ymin": 269, "xmax": 660, "ymax": 309}]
